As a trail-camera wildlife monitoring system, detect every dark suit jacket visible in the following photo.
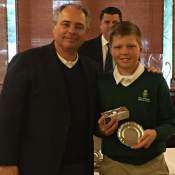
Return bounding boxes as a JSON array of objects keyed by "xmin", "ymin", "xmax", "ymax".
[
  {"xmin": 0, "ymin": 42, "xmax": 98, "ymax": 175},
  {"xmin": 79, "ymin": 35, "xmax": 104, "ymax": 74}
]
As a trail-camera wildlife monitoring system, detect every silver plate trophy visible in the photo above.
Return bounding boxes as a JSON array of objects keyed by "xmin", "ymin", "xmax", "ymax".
[
  {"xmin": 102, "ymin": 106, "xmax": 130, "ymax": 124},
  {"xmin": 117, "ymin": 121, "xmax": 144, "ymax": 147}
]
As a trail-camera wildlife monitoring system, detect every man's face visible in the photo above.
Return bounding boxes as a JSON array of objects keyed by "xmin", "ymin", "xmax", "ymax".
[
  {"xmin": 53, "ymin": 6, "xmax": 88, "ymax": 52},
  {"xmin": 100, "ymin": 13, "xmax": 121, "ymax": 41}
]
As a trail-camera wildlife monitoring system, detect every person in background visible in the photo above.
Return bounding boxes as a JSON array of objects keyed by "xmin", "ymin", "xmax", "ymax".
[
  {"xmin": 79, "ymin": 6, "xmax": 122, "ymax": 74},
  {"xmin": 97, "ymin": 21, "xmax": 175, "ymax": 175},
  {"xmin": 0, "ymin": 3, "xmax": 99, "ymax": 175}
]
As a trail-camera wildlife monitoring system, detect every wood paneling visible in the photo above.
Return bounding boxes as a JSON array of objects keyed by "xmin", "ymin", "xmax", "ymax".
[
  {"xmin": 17, "ymin": 0, "xmax": 53, "ymax": 52},
  {"xmin": 17, "ymin": 0, "xmax": 163, "ymax": 54},
  {"xmin": 0, "ymin": 0, "xmax": 7, "ymax": 86},
  {"xmin": 82, "ymin": 0, "xmax": 163, "ymax": 54}
]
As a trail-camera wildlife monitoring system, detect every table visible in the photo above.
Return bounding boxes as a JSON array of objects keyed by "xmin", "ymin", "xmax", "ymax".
[{"xmin": 164, "ymin": 148, "xmax": 175, "ymax": 175}]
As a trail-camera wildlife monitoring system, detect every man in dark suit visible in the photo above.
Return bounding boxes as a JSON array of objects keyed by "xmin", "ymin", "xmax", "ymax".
[
  {"xmin": 0, "ymin": 3, "xmax": 100, "ymax": 175},
  {"xmin": 79, "ymin": 7, "xmax": 122, "ymax": 74}
]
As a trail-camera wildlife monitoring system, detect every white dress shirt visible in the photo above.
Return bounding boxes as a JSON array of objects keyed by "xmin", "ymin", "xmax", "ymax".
[
  {"xmin": 101, "ymin": 35, "xmax": 115, "ymax": 71},
  {"xmin": 56, "ymin": 52, "xmax": 78, "ymax": 68}
]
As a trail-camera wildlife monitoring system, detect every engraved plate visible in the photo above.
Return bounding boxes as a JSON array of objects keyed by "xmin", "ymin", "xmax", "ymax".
[{"xmin": 117, "ymin": 122, "xmax": 144, "ymax": 147}]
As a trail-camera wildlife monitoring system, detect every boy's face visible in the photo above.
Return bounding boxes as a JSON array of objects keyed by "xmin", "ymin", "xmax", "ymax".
[{"xmin": 111, "ymin": 34, "xmax": 141, "ymax": 75}]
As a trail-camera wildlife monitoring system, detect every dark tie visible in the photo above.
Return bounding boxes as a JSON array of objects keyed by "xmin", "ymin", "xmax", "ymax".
[{"xmin": 104, "ymin": 43, "xmax": 113, "ymax": 73}]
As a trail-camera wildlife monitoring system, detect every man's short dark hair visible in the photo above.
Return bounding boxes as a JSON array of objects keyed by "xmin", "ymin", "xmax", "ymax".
[{"xmin": 100, "ymin": 6, "xmax": 122, "ymax": 21}]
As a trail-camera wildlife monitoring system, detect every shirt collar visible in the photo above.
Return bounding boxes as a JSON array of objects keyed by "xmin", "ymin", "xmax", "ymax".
[
  {"xmin": 101, "ymin": 35, "xmax": 108, "ymax": 47},
  {"xmin": 113, "ymin": 63, "xmax": 145, "ymax": 87},
  {"xmin": 56, "ymin": 52, "xmax": 78, "ymax": 68}
]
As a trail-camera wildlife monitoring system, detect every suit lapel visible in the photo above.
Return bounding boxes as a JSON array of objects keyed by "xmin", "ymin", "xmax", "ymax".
[{"xmin": 96, "ymin": 35, "xmax": 103, "ymax": 73}]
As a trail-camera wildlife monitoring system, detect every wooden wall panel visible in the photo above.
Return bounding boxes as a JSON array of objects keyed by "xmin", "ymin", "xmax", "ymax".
[
  {"xmin": 17, "ymin": 0, "xmax": 163, "ymax": 54},
  {"xmin": 0, "ymin": 0, "xmax": 7, "ymax": 88},
  {"xmin": 82, "ymin": 0, "xmax": 163, "ymax": 54},
  {"xmin": 17, "ymin": 0, "xmax": 53, "ymax": 52}
]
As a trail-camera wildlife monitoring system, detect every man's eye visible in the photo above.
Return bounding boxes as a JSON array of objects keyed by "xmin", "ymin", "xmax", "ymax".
[
  {"xmin": 104, "ymin": 21, "xmax": 110, "ymax": 24},
  {"xmin": 112, "ymin": 21, "xmax": 118, "ymax": 25},
  {"xmin": 75, "ymin": 24, "xmax": 85, "ymax": 31},
  {"xmin": 75, "ymin": 25, "xmax": 84, "ymax": 30},
  {"xmin": 62, "ymin": 23, "xmax": 69, "ymax": 27}
]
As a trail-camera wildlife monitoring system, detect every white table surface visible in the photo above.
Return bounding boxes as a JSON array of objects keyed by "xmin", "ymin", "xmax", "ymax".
[
  {"xmin": 164, "ymin": 148, "xmax": 175, "ymax": 175},
  {"xmin": 94, "ymin": 148, "xmax": 175, "ymax": 175}
]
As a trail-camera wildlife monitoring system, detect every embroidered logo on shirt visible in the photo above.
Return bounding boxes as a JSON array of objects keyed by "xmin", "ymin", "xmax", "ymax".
[{"xmin": 138, "ymin": 89, "xmax": 151, "ymax": 102}]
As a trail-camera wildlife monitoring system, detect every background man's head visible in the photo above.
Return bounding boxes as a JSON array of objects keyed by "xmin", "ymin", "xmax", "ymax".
[{"xmin": 99, "ymin": 6, "xmax": 122, "ymax": 41}]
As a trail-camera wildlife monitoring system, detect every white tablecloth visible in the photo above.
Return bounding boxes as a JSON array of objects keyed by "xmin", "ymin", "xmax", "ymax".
[
  {"xmin": 94, "ymin": 148, "xmax": 175, "ymax": 175},
  {"xmin": 164, "ymin": 148, "xmax": 175, "ymax": 175}
]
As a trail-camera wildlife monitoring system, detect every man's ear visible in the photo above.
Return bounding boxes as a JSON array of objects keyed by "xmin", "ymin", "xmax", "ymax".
[
  {"xmin": 81, "ymin": 27, "xmax": 90, "ymax": 41},
  {"xmin": 52, "ymin": 26, "xmax": 56, "ymax": 37}
]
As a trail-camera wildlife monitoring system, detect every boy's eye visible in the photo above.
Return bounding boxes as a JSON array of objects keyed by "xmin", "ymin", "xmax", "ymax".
[
  {"xmin": 115, "ymin": 46, "xmax": 121, "ymax": 49},
  {"xmin": 127, "ymin": 44, "xmax": 136, "ymax": 48}
]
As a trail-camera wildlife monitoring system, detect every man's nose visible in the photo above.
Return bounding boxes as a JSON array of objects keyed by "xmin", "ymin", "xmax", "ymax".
[
  {"xmin": 68, "ymin": 25, "xmax": 76, "ymax": 33},
  {"xmin": 109, "ymin": 22, "xmax": 114, "ymax": 28}
]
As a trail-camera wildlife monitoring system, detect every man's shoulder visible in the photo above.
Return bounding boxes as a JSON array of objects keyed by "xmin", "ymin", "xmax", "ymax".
[
  {"xmin": 11, "ymin": 43, "xmax": 53, "ymax": 62},
  {"xmin": 143, "ymin": 69, "xmax": 164, "ymax": 80},
  {"xmin": 79, "ymin": 35, "xmax": 101, "ymax": 57},
  {"xmin": 19, "ymin": 42, "xmax": 52, "ymax": 57},
  {"xmin": 84, "ymin": 35, "xmax": 101, "ymax": 45},
  {"xmin": 141, "ymin": 70, "xmax": 166, "ymax": 87},
  {"xmin": 80, "ymin": 35, "xmax": 101, "ymax": 49},
  {"xmin": 87, "ymin": 35, "xmax": 101, "ymax": 42},
  {"xmin": 8, "ymin": 42, "xmax": 54, "ymax": 70}
]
